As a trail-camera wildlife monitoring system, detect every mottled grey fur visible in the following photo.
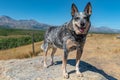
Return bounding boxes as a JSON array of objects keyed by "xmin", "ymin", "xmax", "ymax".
[{"xmin": 42, "ymin": 21, "xmax": 88, "ymax": 51}]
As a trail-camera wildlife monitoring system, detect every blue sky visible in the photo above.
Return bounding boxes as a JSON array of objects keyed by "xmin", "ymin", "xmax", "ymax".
[{"xmin": 0, "ymin": 0, "xmax": 120, "ymax": 29}]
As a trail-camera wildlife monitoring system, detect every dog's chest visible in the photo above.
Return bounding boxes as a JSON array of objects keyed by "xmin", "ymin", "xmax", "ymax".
[{"xmin": 75, "ymin": 35, "xmax": 86, "ymax": 43}]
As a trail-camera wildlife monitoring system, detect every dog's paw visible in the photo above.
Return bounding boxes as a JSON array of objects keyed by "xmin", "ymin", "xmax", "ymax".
[
  {"xmin": 76, "ymin": 71, "xmax": 83, "ymax": 77},
  {"xmin": 63, "ymin": 72, "xmax": 69, "ymax": 79},
  {"xmin": 43, "ymin": 64, "xmax": 48, "ymax": 68}
]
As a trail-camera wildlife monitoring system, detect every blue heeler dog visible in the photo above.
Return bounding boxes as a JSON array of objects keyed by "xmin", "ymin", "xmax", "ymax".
[{"xmin": 41, "ymin": 2, "xmax": 92, "ymax": 78}]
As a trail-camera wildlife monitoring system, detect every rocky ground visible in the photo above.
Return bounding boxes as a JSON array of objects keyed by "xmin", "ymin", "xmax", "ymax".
[{"xmin": 0, "ymin": 56, "xmax": 108, "ymax": 80}]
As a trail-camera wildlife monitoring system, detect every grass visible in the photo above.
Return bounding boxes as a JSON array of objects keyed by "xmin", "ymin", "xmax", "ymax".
[
  {"xmin": 0, "ymin": 41, "xmax": 43, "ymax": 60},
  {"xmin": 0, "ymin": 33, "xmax": 120, "ymax": 60}
]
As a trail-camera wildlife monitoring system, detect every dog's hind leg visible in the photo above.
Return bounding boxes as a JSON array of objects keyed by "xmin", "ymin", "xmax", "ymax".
[
  {"xmin": 76, "ymin": 49, "xmax": 83, "ymax": 77},
  {"xmin": 50, "ymin": 47, "xmax": 57, "ymax": 65},
  {"xmin": 43, "ymin": 43, "xmax": 49, "ymax": 68}
]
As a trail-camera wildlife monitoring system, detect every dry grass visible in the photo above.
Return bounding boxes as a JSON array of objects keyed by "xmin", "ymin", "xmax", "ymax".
[
  {"xmin": 82, "ymin": 34, "xmax": 120, "ymax": 79},
  {"xmin": 0, "ymin": 42, "xmax": 43, "ymax": 60},
  {"xmin": 0, "ymin": 34, "xmax": 120, "ymax": 60}
]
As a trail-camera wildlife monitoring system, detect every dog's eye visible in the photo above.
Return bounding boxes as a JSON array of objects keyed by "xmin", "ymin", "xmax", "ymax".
[
  {"xmin": 84, "ymin": 17, "xmax": 87, "ymax": 19},
  {"xmin": 75, "ymin": 17, "xmax": 80, "ymax": 21},
  {"xmin": 84, "ymin": 17, "xmax": 89, "ymax": 21}
]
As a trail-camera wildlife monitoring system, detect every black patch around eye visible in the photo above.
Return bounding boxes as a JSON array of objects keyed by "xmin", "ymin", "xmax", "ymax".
[
  {"xmin": 84, "ymin": 16, "xmax": 88, "ymax": 19},
  {"xmin": 84, "ymin": 16, "xmax": 89, "ymax": 21},
  {"xmin": 74, "ymin": 17, "xmax": 80, "ymax": 21}
]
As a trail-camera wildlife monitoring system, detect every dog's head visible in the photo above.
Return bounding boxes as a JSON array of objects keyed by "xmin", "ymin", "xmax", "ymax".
[{"xmin": 71, "ymin": 2, "xmax": 92, "ymax": 35}]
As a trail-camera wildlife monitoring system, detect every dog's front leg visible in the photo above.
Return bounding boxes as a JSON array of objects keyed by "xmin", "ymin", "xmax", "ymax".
[
  {"xmin": 76, "ymin": 48, "xmax": 83, "ymax": 77},
  {"xmin": 50, "ymin": 47, "xmax": 57, "ymax": 65},
  {"xmin": 62, "ymin": 49, "xmax": 69, "ymax": 79}
]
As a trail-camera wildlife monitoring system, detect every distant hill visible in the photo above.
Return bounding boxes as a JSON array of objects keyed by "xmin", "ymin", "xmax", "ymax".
[
  {"xmin": 90, "ymin": 26, "xmax": 120, "ymax": 33},
  {"xmin": 0, "ymin": 15, "xmax": 50, "ymax": 30},
  {"xmin": 0, "ymin": 15, "xmax": 120, "ymax": 33}
]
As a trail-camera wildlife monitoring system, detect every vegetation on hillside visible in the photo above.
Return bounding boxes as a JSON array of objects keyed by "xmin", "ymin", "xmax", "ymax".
[{"xmin": 0, "ymin": 28, "xmax": 45, "ymax": 50}]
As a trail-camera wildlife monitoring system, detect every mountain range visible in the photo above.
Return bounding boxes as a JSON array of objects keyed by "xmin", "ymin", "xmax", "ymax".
[
  {"xmin": 90, "ymin": 26, "xmax": 120, "ymax": 33},
  {"xmin": 0, "ymin": 15, "xmax": 50, "ymax": 30},
  {"xmin": 0, "ymin": 15, "xmax": 120, "ymax": 33}
]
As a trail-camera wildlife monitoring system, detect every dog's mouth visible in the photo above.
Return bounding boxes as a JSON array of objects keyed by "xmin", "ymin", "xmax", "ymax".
[
  {"xmin": 75, "ymin": 24, "xmax": 85, "ymax": 33},
  {"xmin": 79, "ymin": 28, "xmax": 85, "ymax": 33}
]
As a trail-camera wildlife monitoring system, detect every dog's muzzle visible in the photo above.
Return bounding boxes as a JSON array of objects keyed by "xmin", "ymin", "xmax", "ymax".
[{"xmin": 75, "ymin": 24, "xmax": 86, "ymax": 33}]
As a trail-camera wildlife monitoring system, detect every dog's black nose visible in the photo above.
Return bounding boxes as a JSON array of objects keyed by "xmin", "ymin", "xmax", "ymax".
[{"xmin": 81, "ymin": 23, "xmax": 85, "ymax": 27}]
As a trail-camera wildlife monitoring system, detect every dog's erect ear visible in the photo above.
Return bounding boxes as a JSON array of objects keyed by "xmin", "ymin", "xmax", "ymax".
[
  {"xmin": 71, "ymin": 3, "xmax": 78, "ymax": 17},
  {"xmin": 84, "ymin": 2, "xmax": 92, "ymax": 16}
]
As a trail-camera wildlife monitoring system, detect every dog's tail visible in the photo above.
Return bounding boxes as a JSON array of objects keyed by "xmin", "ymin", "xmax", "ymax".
[{"xmin": 40, "ymin": 44, "xmax": 44, "ymax": 50}]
